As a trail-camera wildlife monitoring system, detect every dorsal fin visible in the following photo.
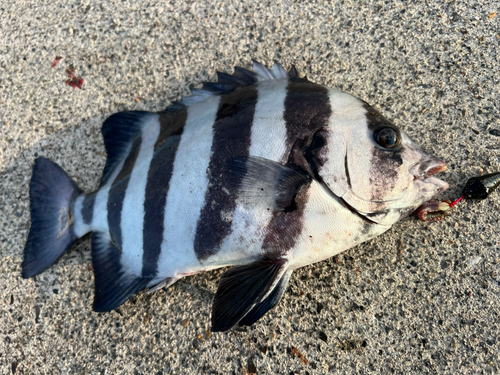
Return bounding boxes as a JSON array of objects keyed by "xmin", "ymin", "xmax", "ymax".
[
  {"xmin": 165, "ymin": 61, "xmax": 300, "ymax": 112},
  {"xmin": 100, "ymin": 111, "xmax": 159, "ymax": 185},
  {"xmin": 98, "ymin": 63, "xmax": 300, "ymax": 186}
]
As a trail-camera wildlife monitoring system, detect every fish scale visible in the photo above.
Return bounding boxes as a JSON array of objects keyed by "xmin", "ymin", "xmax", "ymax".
[{"xmin": 21, "ymin": 61, "xmax": 449, "ymax": 332}]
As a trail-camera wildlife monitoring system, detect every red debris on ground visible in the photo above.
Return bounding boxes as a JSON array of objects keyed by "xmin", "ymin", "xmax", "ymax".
[
  {"xmin": 51, "ymin": 56, "xmax": 63, "ymax": 68},
  {"xmin": 290, "ymin": 346, "xmax": 309, "ymax": 365},
  {"xmin": 65, "ymin": 67, "xmax": 77, "ymax": 78},
  {"xmin": 65, "ymin": 67, "xmax": 84, "ymax": 89}
]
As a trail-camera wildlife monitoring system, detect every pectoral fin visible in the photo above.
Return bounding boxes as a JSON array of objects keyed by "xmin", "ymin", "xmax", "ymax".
[
  {"xmin": 211, "ymin": 258, "xmax": 288, "ymax": 332},
  {"xmin": 227, "ymin": 156, "xmax": 311, "ymax": 212}
]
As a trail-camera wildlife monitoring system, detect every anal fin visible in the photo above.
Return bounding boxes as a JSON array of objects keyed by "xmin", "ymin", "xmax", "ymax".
[
  {"xmin": 211, "ymin": 258, "xmax": 288, "ymax": 332},
  {"xmin": 91, "ymin": 232, "xmax": 152, "ymax": 312}
]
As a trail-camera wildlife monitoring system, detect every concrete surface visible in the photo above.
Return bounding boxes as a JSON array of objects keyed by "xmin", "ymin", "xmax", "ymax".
[{"xmin": 1, "ymin": 0, "xmax": 499, "ymax": 374}]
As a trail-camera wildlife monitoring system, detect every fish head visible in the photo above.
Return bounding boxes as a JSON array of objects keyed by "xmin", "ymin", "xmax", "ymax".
[{"xmin": 307, "ymin": 89, "xmax": 449, "ymax": 226}]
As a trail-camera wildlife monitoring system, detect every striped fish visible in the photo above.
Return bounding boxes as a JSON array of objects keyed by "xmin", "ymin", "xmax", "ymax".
[{"xmin": 22, "ymin": 61, "xmax": 448, "ymax": 332}]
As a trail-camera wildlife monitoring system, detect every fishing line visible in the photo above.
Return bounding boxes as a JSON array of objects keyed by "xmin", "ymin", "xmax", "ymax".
[{"xmin": 415, "ymin": 171, "xmax": 500, "ymax": 221}]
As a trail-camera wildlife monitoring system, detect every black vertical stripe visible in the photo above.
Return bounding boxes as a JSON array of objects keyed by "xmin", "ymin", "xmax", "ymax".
[
  {"xmin": 194, "ymin": 86, "xmax": 259, "ymax": 261},
  {"xmin": 362, "ymin": 102, "xmax": 393, "ymax": 130},
  {"xmin": 141, "ymin": 133, "xmax": 183, "ymax": 277},
  {"xmin": 81, "ymin": 194, "xmax": 95, "ymax": 225},
  {"xmin": 363, "ymin": 102, "xmax": 404, "ymax": 201},
  {"xmin": 140, "ymin": 109, "xmax": 187, "ymax": 276},
  {"xmin": 262, "ymin": 78, "xmax": 332, "ymax": 257},
  {"xmin": 107, "ymin": 137, "xmax": 142, "ymax": 249},
  {"xmin": 156, "ymin": 109, "xmax": 188, "ymax": 151},
  {"xmin": 282, "ymin": 78, "xmax": 333, "ymax": 164}
]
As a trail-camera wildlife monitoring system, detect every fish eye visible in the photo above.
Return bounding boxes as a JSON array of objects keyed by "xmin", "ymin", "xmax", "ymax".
[{"xmin": 373, "ymin": 127, "xmax": 400, "ymax": 149}]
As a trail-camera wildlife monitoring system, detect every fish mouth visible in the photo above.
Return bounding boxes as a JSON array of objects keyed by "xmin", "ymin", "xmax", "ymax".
[
  {"xmin": 412, "ymin": 160, "xmax": 449, "ymax": 195},
  {"xmin": 410, "ymin": 154, "xmax": 447, "ymax": 180},
  {"xmin": 425, "ymin": 163, "xmax": 447, "ymax": 177},
  {"xmin": 412, "ymin": 163, "xmax": 447, "ymax": 180}
]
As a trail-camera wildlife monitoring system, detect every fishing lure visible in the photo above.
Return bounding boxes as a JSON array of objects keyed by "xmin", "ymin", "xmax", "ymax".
[{"xmin": 415, "ymin": 171, "xmax": 500, "ymax": 221}]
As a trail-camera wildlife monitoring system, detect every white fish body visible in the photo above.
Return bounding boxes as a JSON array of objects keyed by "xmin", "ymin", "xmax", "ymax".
[{"xmin": 22, "ymin": 62, "xmax": 448, "ymax": 331}]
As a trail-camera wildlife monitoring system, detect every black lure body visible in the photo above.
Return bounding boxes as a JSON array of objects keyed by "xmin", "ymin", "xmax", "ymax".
[{"xmin": 462, "ymin": 172, "xmax": 500, "ymax": 200}]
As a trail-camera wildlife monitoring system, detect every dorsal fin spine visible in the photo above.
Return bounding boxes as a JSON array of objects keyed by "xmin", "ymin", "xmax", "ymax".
[{"xmin": 164, "ymin": 61, "xmax": 299, "ymax": 112}]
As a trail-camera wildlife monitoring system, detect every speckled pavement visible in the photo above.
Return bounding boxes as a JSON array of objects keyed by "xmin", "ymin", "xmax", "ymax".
[{"xmin": 1, "ymin": 1, "xmax": 499, "ymax": 374}]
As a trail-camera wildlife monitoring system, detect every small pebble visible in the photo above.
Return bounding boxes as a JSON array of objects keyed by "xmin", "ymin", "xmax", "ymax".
[
  {"xmin": 489, "ymin": 129, "xmax": 500, "ymax": 137},
  {"xmin": 466, "ymin": 256, "xmax": 482, "ymax": 266}
]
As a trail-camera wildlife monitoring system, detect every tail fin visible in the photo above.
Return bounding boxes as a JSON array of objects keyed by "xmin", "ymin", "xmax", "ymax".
[{"xmin": 22, "ymin": 158, "xmax": 83, "ymax": 278}]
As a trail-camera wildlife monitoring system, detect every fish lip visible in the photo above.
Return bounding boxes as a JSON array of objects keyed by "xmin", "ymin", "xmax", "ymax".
[
  {"xmin": 412, "ymin": 161, "xmax": 447, "ymax": 180},
  {"xmin": 425, "ymin": 164, "xmax": 447, "ymax": 177},
  {"xmin": 422, "ymin": 176, "xmax": 449, "ymax": 194}
]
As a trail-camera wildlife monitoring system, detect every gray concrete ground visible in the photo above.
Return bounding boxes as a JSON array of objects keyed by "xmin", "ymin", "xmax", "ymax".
[{"xmin": 1, "ymin": 0, "xmax": 499, "ymax": 374}]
